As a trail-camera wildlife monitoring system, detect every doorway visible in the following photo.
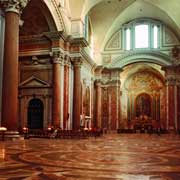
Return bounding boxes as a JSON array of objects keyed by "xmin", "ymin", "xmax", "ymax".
[{"xmin": 28, "ymin": 98, "xmax": 44, "ymax": 129}]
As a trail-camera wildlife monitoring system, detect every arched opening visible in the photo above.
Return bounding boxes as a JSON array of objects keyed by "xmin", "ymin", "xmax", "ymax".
[
  {"xmin": 28, "ymin": 98, "xmax": 44, "ymax": 129},
  {"xmin": 121, "ymin": 62, "xmax": 165, "ymax": 128},
  {"xmin": 20, "ymin": 0, "xmax": 57, "ymax": 36}
]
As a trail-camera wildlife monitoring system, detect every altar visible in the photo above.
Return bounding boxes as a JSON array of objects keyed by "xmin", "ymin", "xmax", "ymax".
[{"xmin": 132, "ymin": 115, "xmax": 153, "ymax": 131}]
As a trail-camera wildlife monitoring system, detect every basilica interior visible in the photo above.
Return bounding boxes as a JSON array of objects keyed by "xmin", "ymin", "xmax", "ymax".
[{"xmin": 0, "ymin": 0, "xmax": 180, "ymax": 179}]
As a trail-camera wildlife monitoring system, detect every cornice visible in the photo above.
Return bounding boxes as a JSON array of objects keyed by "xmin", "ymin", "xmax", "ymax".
[
  {"xmin": 70, "ymin": 37, "xmax": 89, "ymax": 47},
  {"xmin": 43, "ymin": 31, "xmax": 69, "ymax": 42},
  {"xmin": 19, "ymin": 34, "xmax": 49, "ymax": 44},
  {"xmin": 109, "ymin": 50, "xmax": 171, "ymax": 68}
]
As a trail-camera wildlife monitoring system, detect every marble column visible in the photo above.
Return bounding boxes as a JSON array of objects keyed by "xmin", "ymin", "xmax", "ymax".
[
  {"xmin": 1, "ymin": 0, "xmax": 28, "ymax": 130},
  {"xmin": 0, "ymin": 9, "xmax": 5, "ymax": 126},
  {"xmin": 166, "ymin": 79, "xmax": 176, "ymax": 129},
  {"xmin": 52, "ymin": 51, "xmax": 63, "ymax": 128},
  {"xmin": 72, "ymin": 57, "xmax": 82, "ymax": 130},
  {"xmin": 63, "ymin": 55, "xmax": 70, "ymax": 130},
  {"xmin": 95, "ymin": 80, "xmax": 102, "ymax": 128},
  {"xmin": 177, "ymin": 85, "xmax": 180, "ymax": 129}
]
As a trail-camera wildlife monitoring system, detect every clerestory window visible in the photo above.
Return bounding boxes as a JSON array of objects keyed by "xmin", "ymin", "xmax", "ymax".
[
  {"xmin": 135, "ymin": 24, "xmax": 149, "ymax": 48},
  {"xmin": 124, "ymin": 20, "xmax": 160, "ymax": 50}
]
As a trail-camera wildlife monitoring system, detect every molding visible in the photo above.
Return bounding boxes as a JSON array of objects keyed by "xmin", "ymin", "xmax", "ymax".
[
  {"xmin": 109, "ymin": 50, "xmax": 171, "ymax": 68},
  {"xmin": 19, "ymin": 34, "xmax": 49, "ymax": 44},
  {"xmin": 19, "ymin": 49, "xmax": 50, "ymax": 57},
  {"xmin": 43, "ymin": 31, "xmax": 68, "ymax": 42},
  {"xmin": 19, "ymin": 76, "xmax": 51, "ymax": 88},
  {"xmin": 51, "ymin": 0, "xmax": 66, "ymax": 32}
]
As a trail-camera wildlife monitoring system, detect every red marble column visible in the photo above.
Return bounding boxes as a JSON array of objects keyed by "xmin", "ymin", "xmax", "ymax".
[
  {"xmin": 1, "ymin": 1, "xmax": 28, "ymax": 130},
  {"xmin": 72, "ymin": 57, "xmax": 82, "ymax": 130},
  {"xmin": 177, "ymin": 86, "xmax": 180, "ymax": 129},
  {"xmin": 167, "ymin": 82, "xmax": 175, "ymax": 129},
  {"xmin": 63, "ymin": 55, "xmax": 70, "ymax": 130},
  {"xmin": 52, "ymin": 51, "xmax": 63, "ymax": 128},
  {"xmin": 95, "ymin": 80, "xmax": 102, "ymax": 128},
  {"xmin": 111, "ymin": 87, "xmax": 117, "ymax": 130}
]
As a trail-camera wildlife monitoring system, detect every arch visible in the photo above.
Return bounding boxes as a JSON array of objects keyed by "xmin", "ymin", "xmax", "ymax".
[
  {"xmin": 20, "ymin": 0, "xmax": 57, "ymax": 35},
  {"xmin": 28, "ymin": 98, "xmax": 44, "ymax": 129},
  {"xmin": 42, "ymin": 0, "xmax": 65, "ymax": 32},
  {"xmin": 109, "ymin": 51, "xmax": 171, "ymax": 68},
  {"xmin": 21, "ymin": 0, "xmax": 65, "ymax": 35}
]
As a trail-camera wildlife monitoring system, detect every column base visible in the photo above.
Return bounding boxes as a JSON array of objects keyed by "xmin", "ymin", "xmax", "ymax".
[{"xmin": 2, "ymin": 131, "xmax": 23, "ymax": 141}]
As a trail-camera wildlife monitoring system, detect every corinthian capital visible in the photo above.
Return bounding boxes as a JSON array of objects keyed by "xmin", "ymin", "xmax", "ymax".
[
  {"xmin": 64, "ymin": 55, "xmax": 71, "ymax": 66},
  {"xmin": 2, "ymin": 0, "xmax": 29, "ymax": 14},
  {"xmin": 52, "ymin": 51, "xmax": 64, "ymax": 65},
  {"xmin": 71, "ymin": 57, "xmax": 83, "ymax": 67}
]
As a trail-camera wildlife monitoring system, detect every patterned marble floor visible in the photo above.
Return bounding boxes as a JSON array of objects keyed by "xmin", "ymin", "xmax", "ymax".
[{"xmin": 0, "ymin": 133, "xmax": 180, "ymax": 180}]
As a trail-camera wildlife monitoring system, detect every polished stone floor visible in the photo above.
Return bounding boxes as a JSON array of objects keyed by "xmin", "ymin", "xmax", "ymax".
[{"xmin": 1, "ymin": 133, "xmax": 180, "ymax": 180}]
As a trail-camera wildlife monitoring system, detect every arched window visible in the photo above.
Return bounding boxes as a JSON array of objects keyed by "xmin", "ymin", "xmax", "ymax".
[{"xmin": 124, "ymin": 19, "xmax": 160, "ymax": 50}]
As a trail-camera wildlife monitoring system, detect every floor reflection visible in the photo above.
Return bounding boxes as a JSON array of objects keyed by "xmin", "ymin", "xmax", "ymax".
[{"xmin": 0, "ymin": 134, "xmax": 180, "ymax": 179}]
